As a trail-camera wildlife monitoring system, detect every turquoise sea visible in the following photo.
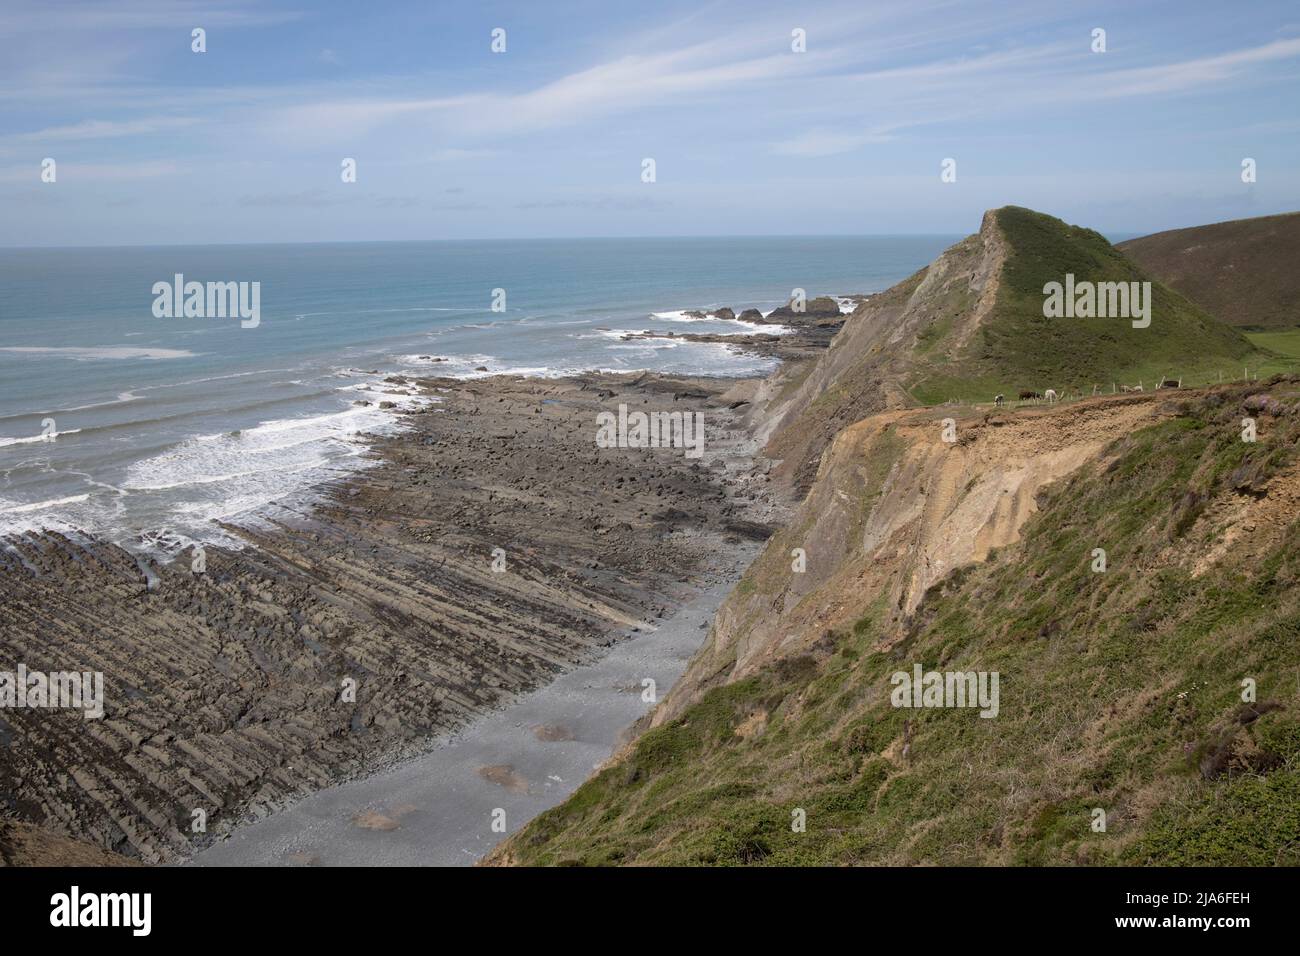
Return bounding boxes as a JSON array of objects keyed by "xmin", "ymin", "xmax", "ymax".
[{"xmin": 0, "ymin": 236, "xmax": 955, "ymax": 550}]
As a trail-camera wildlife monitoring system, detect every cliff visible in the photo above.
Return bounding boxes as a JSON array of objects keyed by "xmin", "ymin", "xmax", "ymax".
[{"xmin": 492, "ymin": 209, "xmax": 1300, "ymax": 866}]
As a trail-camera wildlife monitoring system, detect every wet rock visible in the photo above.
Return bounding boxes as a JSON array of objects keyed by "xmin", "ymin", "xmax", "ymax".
[{"xmin": 0, "ymin": 369, "xmax": 778, "ymax": 863}]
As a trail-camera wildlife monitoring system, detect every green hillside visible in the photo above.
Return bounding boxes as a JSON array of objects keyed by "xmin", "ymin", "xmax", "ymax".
[
  {"xmin": 908, "ymin": 208, "xmax": 1268, "ymax": 404},
  {"xmin": 757, "ymin": 207, "xmax": 1276, "ymax": 496},
  {"xmin": 499, "ymin": 380, "xmax": 1300, "ymax": 866}
]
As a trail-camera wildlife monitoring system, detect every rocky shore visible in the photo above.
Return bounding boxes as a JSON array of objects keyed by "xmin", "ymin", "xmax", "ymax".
[
  {"xmin": 190, "ymin": 536, "xmax": 760, "ymax": 867},
  {"xmin": 0, "ymin": 368, "xmax": 792, "ymax": 862},
  {"xmin": 615, "ymin": 294, "xmax": 862, "ymax": 362}
]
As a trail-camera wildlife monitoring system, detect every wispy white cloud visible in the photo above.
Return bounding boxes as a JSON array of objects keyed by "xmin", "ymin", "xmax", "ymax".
[
  {"xmin": 4, "ymin": 0, "xmax": 1298, "ymax": 243},
  {"xmin": 255, "ymin": 94, "xmax": 475, "ymax": 144},
  {"xmin": 841, "ymin": 42, "xmax": 1075, "ymax": 88},
  {"xmin": 243, "ymin": 28, "xmax": 1300, "ymax": 163},
  {"xmin": 772, "ymin": 127, "xmax": 898, "ymax": 157},
  {"xmin": 0, "ymin": 0, "xmax": 303, "ymax": 36},
  {"xmin": 765, "ymin": 35, "xmax": 1300, "ymax": 156},
  {"xmin": 1089, "ymin": 36, "xmax": 1300, "ymax": 97},
  {"xmin": 427, "ymin": 148, "xmax": 496, "ymax": 162},
  {"xmin": 256, "ymin": 39, "xmax": 826, "ymax": 145},
  {"xmin": 4, "ymin": 116, "xmax": 200, "ymax": 142}
]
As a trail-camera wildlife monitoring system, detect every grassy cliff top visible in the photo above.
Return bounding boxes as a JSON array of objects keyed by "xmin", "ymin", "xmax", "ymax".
[
  {"xmin": 494, "ymin": 380, "xmax": 1300, "ymax": 866},
  {"xmin": 908, "ymin": 207, "xmax": 1266, "ymax": 404}
]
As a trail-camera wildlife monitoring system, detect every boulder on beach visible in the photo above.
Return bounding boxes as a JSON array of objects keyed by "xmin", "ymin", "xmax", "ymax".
[
  {"xmin": 683, "ymin": 307, "xmax": 737, "ymax": 321},
  {"xmin": 767, "ymin": 295, "xmax": 843, "ymax": 321}
]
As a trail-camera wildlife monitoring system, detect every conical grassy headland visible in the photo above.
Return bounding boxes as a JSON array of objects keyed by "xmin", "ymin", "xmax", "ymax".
[
  {"xmin": 492, "ymin": 379, "xmax": 1300, "ymax": 866},
  {"xmin": 906, "ymin": 207, "xmax": 1263, "ymax": 405},
  {"xmin": 759, "ymin": 207, "xmax": 1275, "ymax": 494}
]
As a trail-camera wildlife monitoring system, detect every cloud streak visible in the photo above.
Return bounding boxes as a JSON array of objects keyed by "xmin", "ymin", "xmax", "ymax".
[{"xmin": 3, "ymin": 0, "xmax": 1298, "ymax": 243}]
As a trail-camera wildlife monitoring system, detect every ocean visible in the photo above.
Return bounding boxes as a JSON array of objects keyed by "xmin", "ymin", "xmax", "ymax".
[{"xmin": 0, "ymin": 236, "xmax": 954, "ymax": 551}]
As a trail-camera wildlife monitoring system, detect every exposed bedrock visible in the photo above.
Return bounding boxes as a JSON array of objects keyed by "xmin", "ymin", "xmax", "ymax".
[{"xmin": 0, "ymin": 372, "xmax": 781, "ymax": 862}]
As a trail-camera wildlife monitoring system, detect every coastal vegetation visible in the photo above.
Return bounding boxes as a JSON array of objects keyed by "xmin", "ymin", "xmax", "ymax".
[
  {"xmin": 495, "ymin": 208, "xmax": 1300, "ymax": 867},
  {"xmin": 907, "ymin": 207, "xmax": 1265, "ymax": 405},
  {"xmin": 498, "ymin": 381, "xmax": 1300, "ymax": 865}
]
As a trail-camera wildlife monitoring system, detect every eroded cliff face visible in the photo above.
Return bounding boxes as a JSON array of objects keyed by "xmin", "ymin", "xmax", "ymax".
[
  {"xmin": 494, "ymin": 378, "xmax": 1300, "ymax": 868},
  {"xmin": 652, "ymin": 203, "xmax": 1251, "ymax": 727},
  {"xmin": 753, "ymin": 211, "xmax": 1005, "ymax": 493},
  {"xmin": 491, "ymin": 209, "xmax": 1299, "ymax": 867},
  {"xmin": 651, "ymin": 392, "xmax": 1171, "ymax": 729}
]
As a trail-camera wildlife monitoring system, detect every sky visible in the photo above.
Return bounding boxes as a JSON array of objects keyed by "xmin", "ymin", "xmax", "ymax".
[{"xmin": 1, "ymin": 0, "xmax": 1298, "ymax": 246}]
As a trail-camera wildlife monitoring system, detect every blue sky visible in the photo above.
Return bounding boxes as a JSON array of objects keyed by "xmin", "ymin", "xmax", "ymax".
[{"xmin": 2, "ymin": 0, "xmax": 1298, "ymax": 246}]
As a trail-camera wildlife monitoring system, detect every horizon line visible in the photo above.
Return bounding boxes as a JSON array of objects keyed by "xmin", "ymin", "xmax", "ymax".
[{"xmin": 1, "ymin": 229, "xmax": 1137, "ymax": 252}]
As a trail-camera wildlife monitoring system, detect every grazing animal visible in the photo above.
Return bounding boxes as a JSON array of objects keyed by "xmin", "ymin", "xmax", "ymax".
[
  {"xmin": 1044, "ymin": 388, "xmax": 1058, "ymax": 403},
  {"xmin": 1120, "ymin": 381, "xmax": 1144, "ymax": 393},
  {"xmin": 994, "ymin": 393, "xmax": 1005, "ymax": 407},
  {"xmin": 1018, "ymin": 389, "xmax": 1041, "ymax": 402}
]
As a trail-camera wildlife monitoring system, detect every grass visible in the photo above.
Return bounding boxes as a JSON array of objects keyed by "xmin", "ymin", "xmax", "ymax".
[
  {"xmin": 501, "ymin": 380, "xmax": 1300, "ymax": 866},
  {"xmin": 1247, "ymin": 328, "xmax": 1300, "ymax": 361},
  {"xmin": 907, "ymin": 208, "xmax": 1272, "ymax": 406}
]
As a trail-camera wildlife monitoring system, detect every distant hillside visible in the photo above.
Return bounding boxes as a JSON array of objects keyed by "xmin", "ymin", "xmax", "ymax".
[
  {"xmin": 755, "ymin": 206, "xmax": 1264, "ymax": 491},
  {"xmin": 491, "ymin": 380, "xmax": 1300, "ymax": 866},
  {"xmin": 1118, "ymin": 212, "xmax": 1300, "ymax": 330}
]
